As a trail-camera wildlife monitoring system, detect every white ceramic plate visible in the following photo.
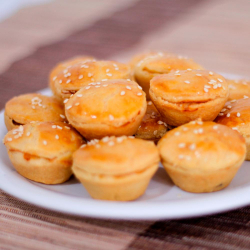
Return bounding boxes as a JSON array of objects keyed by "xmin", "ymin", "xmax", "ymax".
[{"xmin": 1, "ymin": 75, "xmax": 250, "ymax": 220}]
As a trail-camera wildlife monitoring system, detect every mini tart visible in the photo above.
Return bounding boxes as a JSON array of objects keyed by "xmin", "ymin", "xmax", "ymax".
[
  {"xmin": 4, "ymin": 93, "xmax": 66, "ymax": 131},
  {"xmin": 51, "ymin": 60, "xmax": 132, "ymax": 101},
  {"xmin": 133, "ymin": 53, "xmax": 203, "ymax": 99},
  {"xmin": 72, "ymin": 136, "xmax": 159, "ymax": 201},
  {"xmin": 158, "ymin": 121, "xmax": 246, "ymax": 193},
  {"xmin": 49, "ymin": 56, "xmax": 95, "ymax": 92},
  {"xmin": 227, "ymin": 79, "xmax": 250, "ymax": 101},
  {"xmin": 65, "ymin": 79, "xmax": 147, "ymax": 140},
  {"xmin": 3, "ymin": 122, "xmax": 84, "ymax": 184},
  {"xmin": 215, "ymin": 98, "xmax": 250, "ymax": 160},
  {"xmin": 149, "ymin": 70, "xmax": 229, "ymax": 126},
  {"xmin": 135, "ymin": 101, "xmax": 168, "ymax": 142}
]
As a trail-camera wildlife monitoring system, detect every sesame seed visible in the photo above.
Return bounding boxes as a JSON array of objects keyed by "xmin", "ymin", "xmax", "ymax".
[
  {"xmin": 138, "ymin": 86, "xmax": 142, "ymax": 90},
  {"xmin": 88, "ymin": 73, "xmax": 93, "ymax": 77},
  {"xmin": 108, "ymin": 141, "xmax": 114, "ymax": 146},
  {"xmin": 81, "ymin": 64, "xmax": 89, "ymax": 68},
  {"xmin": 126, "ymin": 86, "xmax": 131, "ymax": 90},
  {"xmin": 52, "ymin": 125, "xmax": 57, "ymax": 129},
  {"xmin": 85, "ymin": 86, "xmax": 90, "ymax": 90},
  {"xmin": 174, "ymin": 132, "xmax": 180, "ymax": 136},
  {"xmin": 106, "ymin": 69, "xmax": 110, "ymax": 72},
  {"xmin": 116, "ymin": 137, "xmax": 124, "ymax": 143},
  {"xmin": 65, "ymin": 126, "xmax": 70, "ymax": 130},
  {"xmin": 213, "ymin": 125, "xmax": 218, "ymax": 130},
  {"xmin": 175, "ymin": 73, "xmax": 181, "ymax": 76},
  {"xmin": 55, "ymin": 135, "xmax": 59, "ymax": 140},
  {"xmin": 218, "ymin": 78, "xmax": 223, "ymax": 83},
  {"xmin": 184, "ymin": 80, "xmax": 190, "ymax": 84},
  {"xmin": 102, "ymin": 137, "xmax": 109, "ymax": 142},
  {"xmin": 227, "ymin": 105, "xmax": 232, "ymax": 109},
  {"xmin": 91, "ymin": 78, "xmax": 94, "ymax": 82},
  {"xmin": 189, "ymin": 144, "xmax": 196, "ymax": 150},
  {"xmin": 237, "ymin": 112, "xmax": 241, "ymax": 117},
  {"xmin": 43, "ymin": 140, "xmax": 47, "ymax": 145},
  {"xmin": 75, "ymin": 103, "xmax": 80, "ymax": 106},
  {"xmin": 60, "ymin": 114, "xmax": 65, "ymax": 119},
  {"xmin": 63, "ymin": 99, "xmax": 69, "ymax": 104},
  {"xmin": 57, "ymin": 126, "xmax": 62, "ymax": 130},
  {"xmin": 183, "ymin": 127, "xmax": 188, "ymax": 131},
  {"xmin": 213, "ymin": 85, "xmax": 218, "ymax": 89},
  {"xmin": 59, "ymin": 80, "xmax": 62, "ymax": 84},
  {"xmin": 66, "ymin": 79, "xmax": 71, "ymax": 84},
  {"xmin": 157, "ymin": 121, "xmax": 164, "ymax": 125},
  {"xmin": 196, "ymin": 74, "xmax": 202, "ymax": 76},
  {"xmin": 78, "ymin": 75, "xmax": 83, "ymax": 79},
  {"xmin": 187, "ymin": 68, "xmax": 192, "ymax": 71},
  {"xmin": 66, "ymin": 105, "xmax": 72, "ymax": 110},
  {"xmin": 80, "ymin": 144, "xmax": 86, "ymax": 148},
  {"xmin": 186, "ymin": 156, "xmax": 191, "ymax": 161},
  {"xmin": 221, "ymin": 108, "xmax": 227, "ymax": 112},
  {"xmin": 26, "ymin": 132, "xmax": 31, "ymax": 136},
  {"xmin": 109, "ymin": 114, "xmax": 114, "ymax": 121},
  {"xmin": 32, "ymin": 106, "xmax": 36, "ymax": 109},
  {"xmin": 244, "ymin": 95, "xmax": 249, "ymax": 99},
  {"xmin": 7, "ymin": 138, "xmax": 12, "ymax": 142},
  {"xmin": 102, "ymin": 79, "xmax": 108, "ymax": 81},
  {"xmin": 91, "ymin": 115, "xmax": 97, "ymax": 119},
  {"xmin": 231, "ymin": 100, "xmax": 237, "ymax": 103},
  {"xmin": 103, "ymin": 85, "xmax": 108, "ymax": 87},
  {"xmin": 148, "ymin": 101, "xmax": 152, "ymax": 105},
  {"xmin": 232, "ymin": 127, "xmax": 238, "ymax": 130},
  {"xmin": 209, "ymin": 71, "xmax": 214, "ymax": 76},
  {"xmin": 178, "ymin": 155, "xmax": 184, "ymax": 159},
  {"xmin": 204, "ymin": 88, "xmax": 208, "ymax": 93},
  {"xmin": 227, "ymin": 113, "xmax": 230, "ymax": 117},
  {"xmin": 106, "ymin": 73, "xmax": 112, "ymax": 77},
  {"xmin": 95, "ymin": 86, "xmax": 100, "ymax": 88},
  {"xmin": 153, "ymin": 130, "xmax": 157, "ymax": 135},
  {"xmin": 178, "ymin": 143, "xmax": 185, "ymax": 148},
  {"xmin": 120, "ymin": 91, "xmax": 125, "ymax": 96},
  {"xmin": 127, "ymin": 79, "xmax": 131, "ymax": 81},
  {"xmin": 77, "ymin": 94, "xmax": 83, "ymax": 97},
  {"xmin": 137, "ymin": 93, "xmax": 142, "ymax": 96}
]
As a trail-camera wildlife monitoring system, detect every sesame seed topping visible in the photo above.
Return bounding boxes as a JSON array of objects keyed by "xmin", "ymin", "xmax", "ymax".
[
  {"xmin": 189, "ymin": 144, "xmax": 196, "ymax": 150},
  {"xmin": 77, "ymin": 94, "xmax": 83, "ymax": 98},
  {"xmin": 116, "ymin": 137, "xmax": 124, "ymax": 143},
  {"xmin": 65, "ymin": 126, "xmax": 70, "ymax": 130},
  {"xmin": 138, "ymin": 86, "xmax": 142, "ymax": 90},
  {"xmin": 157, "ymin": 121, "xmax": 164, "ymax": 125},
  {"xmin": 218, "ymin": 78, "xmax": 223, "ymax": 83},
  {"xmin": 43, "ymin": 140, "xmax": 47, "ymax": 145},
  {"xmin": 126, "ymin": 86, "xmax": 131, "ymax": 90},
  {"xmin": 102, "ymin": 79, "xmax": 108, "ymax": 81},
  {"xmin": 178, "ymin": 155, "xmax": 184, "ymax": 159},
  {"xmin": 106, "ymin": 73, "xmax": 112, "ymax": 77},
  {"xmin": 91, "ymin": 115, "xmax": 97, "ymax": 119},
  {"xmin": 232, "ymin": 127, "xmax": 238, "ymax": 130},
  {"xmin": 75, "ymin": 103, "xmax": 80, "ymax": 106},
  {"xmin": 187, "ymin": 69, "xmax": 192, "ymax": 71},
  {"xmin": 84, "ymin": 86, "xmax": 90, "ymax": 90},
  {"xmin": 66, "ymin": 105, "xmax": 72, "ymax": 110},
  {"xmin": 184, "ymin": 80, "xmax": 190, "ymax": 84},
  {"xmin": 244, "ymin": 95, "xmax": 249, "ymax": 99},
  {"xmin": 103, "ymin": 85, "xmax": 108, "ymax": 87},
  {"xmin": 55, "ymin": 135, "xmax": 59, "ymax": 140},
  {"xmin": 153, "ymin": 130, "xmax": 157, "ymax": 135},
  {"xmin": 127, "ymin": 79, "xmax": 131, "ymax": 81},
  {"xmin": 218, "ymin": 113, "xmax": 224, "ymax": 116},
  {"xmin": 221, "ymin": 108, "xmax": 227, "ymax": 112},
  {"xmin": 7, "ymin": 138, "xmax": 12, "ymax": 142},
  {"xmin": 102, "ymin": 137, "xmax": 109, "ymax": 142},
  {"xmin": 109, "ymin": 114, "xmax": 114, "ymax": 121},
  {"xmin": 148, "ymin": 101, "xmax": 152, "ymax": 105},
  {"xmin": 231, "ymin": 100, "xmax": 237, "ymax": 103},
  {"xmin": 178, "ymin": 143, "xmax": 185, "ymax": 148},
  {"xmin": 213, "ymin": 125, "xmax": 218, "ymax": 130},
  {"xmin": 120, "ymin": 91, "xmax": 125, "ymax": 96},
  {"xmin": 196, "ymin": 74, "xmax": 202, "ymax": 76},
  {"xmin": 60, "ymin": 114, "xmax": 65, "ymax": 119},
  {"xmin": 26, "ymin": 132, "xmax": 31, "ymax": 136},
  {"xmin": 80, "ymin": 144, "xmax": 86, "ymax": 148},
  {"xmin": 137, "ymin": 93, "xmax": 142, "ymax": 96},
  {"xmin": 183, "ymin": 127, "xmax": 188, "ymax": 131},
  {"xmin": 53, "ymin": 76, "xmax": 57, "ymax": 81},
  {"xmin": 174, "ymin": 132, "xmax": 180, "ymax": 136},
  {"xmin": 204, "ymin": 88, "xmax": 208, "ymax": 93},
  {"xmin": 66, "ymin": 79, "xmax": 71, "ymax": 84},
  {"xmin": 95, "ymin": 86, "xmax": 100, "ymax": 88},
  {"xmin": 237, "ymin": 112, "xmax": 241, "ymax": 117},
  {"xmin": 88, "ymin": 73, "xmax": 93, "ymax": 77},
  {"xmin": 209, "ymin": 71, "xmax": 214, "ymax": 76},
  {"xmin": 227, "ymin": 105, "xmax": 232, "ymax": 109},
  {"xmin": 106, "ymin": 69, "xmax": 110, "ymax": 72},
  {"xmin": 52, "ymin": 125, "xmax": 57, "ymax": 129},
  {"xmin": 227, "ymin": 113, "xmax": 230, "ymax": 117},
  {"xmin": 57, "ymin": 126, "xmax": 62, "ymax": 130},
  {"xmin": 59, "ymin": 80, "xmax": 62, "ymax": 84},
  {"xmin": 108, "ymin": 141, "xmax": 114, "ymax": 146},
  {"xmin": 78, "ymin": 75, "xmax": 83, "ymax": 79},
  {"xmin": 63, "ymin": 99, "xmax": 69, "ymax": 104}
]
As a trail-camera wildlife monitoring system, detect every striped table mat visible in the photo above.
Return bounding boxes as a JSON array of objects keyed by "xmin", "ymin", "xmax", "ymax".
[{"xmin": 0, "ymin": 0, "xmax": 250, "ymax": 249}]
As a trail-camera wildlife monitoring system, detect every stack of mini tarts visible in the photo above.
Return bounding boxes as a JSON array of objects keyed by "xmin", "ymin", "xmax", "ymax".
[{"xmin": 72, "ymin": 136, "xmax": 160, "ymax": 201}]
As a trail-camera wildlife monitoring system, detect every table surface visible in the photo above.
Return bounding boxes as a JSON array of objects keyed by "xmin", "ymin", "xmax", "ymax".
[{"xmin": 0, "ymin": 0, "xmax": 250, "ymax": 249}]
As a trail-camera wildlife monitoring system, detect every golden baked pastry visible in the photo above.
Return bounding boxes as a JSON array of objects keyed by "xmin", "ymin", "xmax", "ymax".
[
  {"xmin": 215, "ymin": 98, "xmax": 250, "ymax": 160},
  {"xmin": 150, "ymin": 70, "xmax": 229, "ymax": 127},
  {"xmin": 72, "ymin": 136, "xmax": 159, "ymax": 201},
  {"xmin": 65, "ymin": 79, "xmax": 147, "ymax": 140},
  {"xmin": 50, "ymin": 60, "xmax": 132, "ymax": 101},
  {"xmin": 132, "ymin": 53, "xmax": 203, "ymax": 99},
  {"xmin": 158, "ymin": 121, "xmax": 246, "ymax": 193},
  {"xmin": 4, "ymin": 93, "xmax": 66, "ymax": 131},
  {"xmin": 135, "ymin": 101, "xmax": 168, "ymax": 142},
  {"xmin": 3, "ymin": 122, "xmax": 84, "ymax": 184},
  {"xmin": 227, "ymin": 79, "xmax": 250, "ymax": 101},
  {"xmin": 49, "ymin": 56, "xmax": 95, "ymax": 90}
]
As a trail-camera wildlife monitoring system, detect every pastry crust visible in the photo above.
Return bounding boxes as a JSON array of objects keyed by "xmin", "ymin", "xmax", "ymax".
[
  {"xmin": 3, "ymin": 122, "xmax": 84, "ymax": 184},
  {"xmin": 65, "ymin": 79, "xmax": 147, "ymax": 140},
  {"xmin": 135, "ymin": 101, "xmax": 168, "ymax": 141},
  {"xmin": 4, "ymin": 93, "xmax": 66, "ymax": 131},
  {"xmin": 132, "ymin": 53, "xmax": 203, "ymax": 99},
  {"xmin": 158, "ymin": 121, "xmax": 246, "ymax": 193},
  {"xmin": 50, "ymin": 60, "xmax": 132, "ymax": 101},
  {"xmin": 150, "ymin": 70, "xmax": 229, "ymax": 126},
  {"xmin": 227, "ymin": 79, "xmax": 250, "ymax": 101},
  {"xmin": 72, "ymin": 136, "xmax": 159, "ymax": 201},
  {"xmin": 215, "ymin": 98, "xmax": 250, "ymax": 160}
]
